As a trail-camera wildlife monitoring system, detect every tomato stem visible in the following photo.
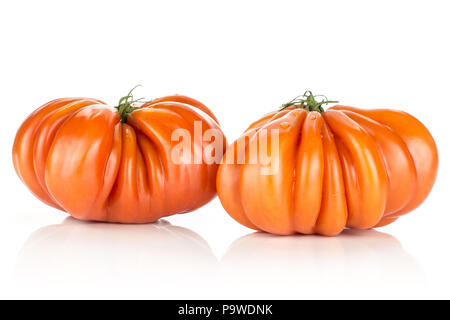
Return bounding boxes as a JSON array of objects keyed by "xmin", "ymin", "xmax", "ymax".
[
  {"xmin": 280, "ymin": 91, "xmax": 338, "ymax": 113},
  {"xmin": 115, "ymin": 85, "xmax": 144, "ymax": 125}
]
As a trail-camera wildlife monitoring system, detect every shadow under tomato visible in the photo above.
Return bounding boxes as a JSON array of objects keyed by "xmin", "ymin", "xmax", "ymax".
[
  {"xmin": 219, "ymin": 229, "xmax": 425, "ymax": 298},
  {"xmin": 14, "ymin": 217, "xmax": 218, "ymax": 296}
]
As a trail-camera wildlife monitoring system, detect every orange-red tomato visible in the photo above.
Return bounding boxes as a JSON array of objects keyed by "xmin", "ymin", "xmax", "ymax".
[
  {"xmin": 217, "ymin": 93, "xmax": 438, "ymax": 236},
  {"xmin": 13, "ymin": 93, "xmax": 226, "ymax": 223}
]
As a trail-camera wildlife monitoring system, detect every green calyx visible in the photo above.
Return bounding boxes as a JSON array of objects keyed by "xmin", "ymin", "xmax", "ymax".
[
  {"xmin": 115, "ymin": 85, "xmax": 144, "ymax": 125},
  {"xmin": 280, "ymin": 90, "xmax": 338, "ymax": 113}
]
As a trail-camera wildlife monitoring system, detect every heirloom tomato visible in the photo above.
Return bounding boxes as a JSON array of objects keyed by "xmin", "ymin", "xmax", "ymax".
[
  {"xmin": 13, "ymin": 89, "xmax": 226, "ymax": 223},
  {"xmin": 217, "ymin": 92, "xmax": 438, "ymax": 236}
]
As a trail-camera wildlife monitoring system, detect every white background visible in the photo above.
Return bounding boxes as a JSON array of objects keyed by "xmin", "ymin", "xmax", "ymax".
[{"xmin": 0, "ymin": 0, "xmax": 449, "ymax": 299}]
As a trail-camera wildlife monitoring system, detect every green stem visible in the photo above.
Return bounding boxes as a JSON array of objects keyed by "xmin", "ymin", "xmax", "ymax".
[
  {"xmin": 114, "ymin": 85, "xmax": 144, "ymax": 125},
  {"xmin": 280, "ymin": 90, "xmax": 338, "ymax": 113}
]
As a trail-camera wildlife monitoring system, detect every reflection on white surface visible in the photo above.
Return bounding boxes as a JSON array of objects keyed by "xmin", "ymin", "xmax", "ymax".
[
  {"xmin": 15, "ymin": 218, "xmax": 425, "ymax": 298},
  {"xmin": 15, "ymin": 217, "xmax": 217, "ymax": 298},
  {"xmin": 220, "ymin": 229, "xmax": 425, "ymax": 298}
]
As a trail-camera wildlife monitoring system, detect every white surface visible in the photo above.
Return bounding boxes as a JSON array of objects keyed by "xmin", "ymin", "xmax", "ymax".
[{"xmin": 0, "ymin": 0, "xmax": 449, "ymax": 299}]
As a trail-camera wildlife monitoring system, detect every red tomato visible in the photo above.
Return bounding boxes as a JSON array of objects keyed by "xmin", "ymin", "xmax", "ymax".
[
  {"xmin": 216, "ymin": 92, "xmax": 438, "ymax": 236},
  {"xmin": 13, "ymin": 90, "xmax": 226, "ymax": 223}
]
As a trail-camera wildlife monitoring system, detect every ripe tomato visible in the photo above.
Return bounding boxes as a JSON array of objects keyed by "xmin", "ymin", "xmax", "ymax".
[
  {"xmin": 13, "ymin": 89, "xmax": 226, "ymax": 223},
  {"xmin": 216, "ymin": 92, "xmax": 438, "ymax": 236}
]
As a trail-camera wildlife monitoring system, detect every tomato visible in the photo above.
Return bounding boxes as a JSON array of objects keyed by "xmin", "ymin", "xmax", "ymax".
[
  {"xmin": 13, "ymin": 89, "xmax": 226, "ymax": 223},
  {"xmin": 216, "ymin": 92, "xmax": 438, "ymax": 236}
]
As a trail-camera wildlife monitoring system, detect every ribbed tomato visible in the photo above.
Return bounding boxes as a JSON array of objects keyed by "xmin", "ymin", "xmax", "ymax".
[
  {"xmin": 217, "ymin": 92, "xmax": 438, "ymax": 236},
  {"xmin": 13, "ymin": 89, "xmax": 226, "ymax": 223}
]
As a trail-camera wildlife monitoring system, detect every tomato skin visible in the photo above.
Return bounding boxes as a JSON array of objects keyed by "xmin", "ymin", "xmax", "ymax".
[
  {"xmin": 13, "ymin": 95, "xmax": 226, "ymax": 223},
  {"xmin": 217, "ymin": 105, "xmax": 438, "ymax": 236}
]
